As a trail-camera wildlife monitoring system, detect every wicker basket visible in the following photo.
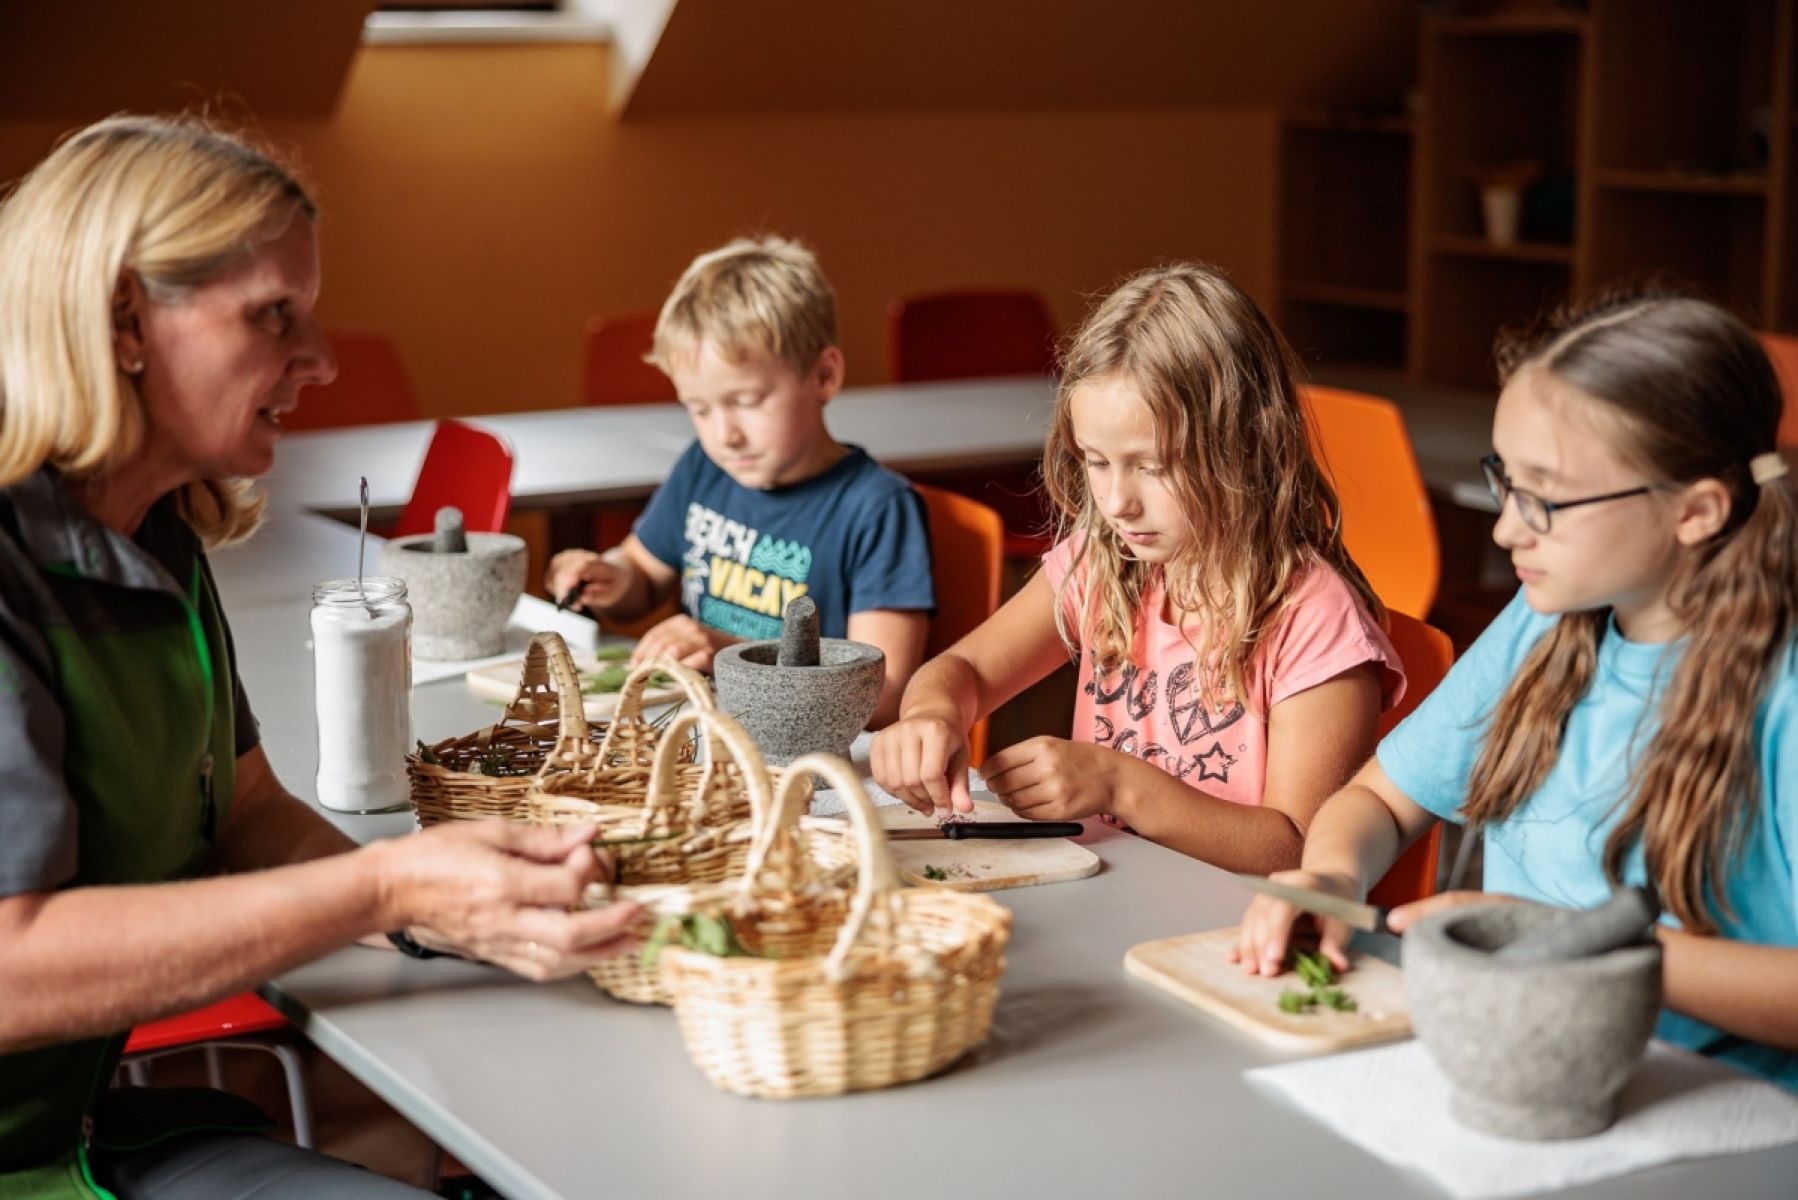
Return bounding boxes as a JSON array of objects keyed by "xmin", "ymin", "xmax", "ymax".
[
  {"xmin": 407, "ymin": 641, "xmax": 707, "ymax": 827},
  {"xmin": 659, "ymin": 754, "xmax": 1012, "ymax": 1098},
  {"xmin": 548, "ymin": 708, "xmax": 855, "ymax": 1004}
]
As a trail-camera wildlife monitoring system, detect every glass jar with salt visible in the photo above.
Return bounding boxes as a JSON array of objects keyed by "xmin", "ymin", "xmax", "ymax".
[{"xmin": 311, "ymin": 576, "xmax": 412, "ymax": 813}]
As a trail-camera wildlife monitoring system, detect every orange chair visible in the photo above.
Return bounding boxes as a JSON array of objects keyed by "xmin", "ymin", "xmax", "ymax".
[
  {"xmin": 392, "ymin": 420, "xmax": 516, "ymax": 539},
  {"xmin": 1365, "ymin": 610, "xmax": 1455, "ymax": 907},
  {"xmin": 1756, "ymin": 331, "xmax": 1798, "ymax": 448},
  {"xmin": 283, "ymin": 331, "xmax": 421, "ymax": 432},
  {"xmin": 582, "ymin": 313, "xmax": 675, "ymax": 552},
  {"xmin": 913, "ymin": 483, "xmax": 1005, "ymax": 766},
  {"xmin": 122, "ymin": 992, "xmax": 312, "ymax": 1147},
  {"xmin": 888, "ymin": 289, "xmax": 1059, "ymax": 560},
  {"xmin": 1302, "ymin": 385, "xmax": 1441, "ymax": 620}
]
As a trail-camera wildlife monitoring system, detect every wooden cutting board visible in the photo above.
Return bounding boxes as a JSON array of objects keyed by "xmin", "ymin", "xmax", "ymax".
[
  {"xmin": 875, "ymin": 798, "xmax": 1101, "ymax": 892},
  {"xmin": 464, "ymin": 652, "xmax": 685, "ymax": 719},
  {"xmin": 1125, "ymin": 926, "xmax": 1411, "ymax": 1053}
]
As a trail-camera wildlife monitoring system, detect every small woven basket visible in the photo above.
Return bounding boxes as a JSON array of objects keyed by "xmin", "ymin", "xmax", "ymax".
[
  {"xmin": 551, "ymin": 707, "xmax": 855, "ymax": 1004},
  {"xmin": 659, "ymin": 754, "xmax": 1012, "ymax": 1098},
  {"xmin": 407, "ymin": 642, "xmax": 707, "ymax": 827}
]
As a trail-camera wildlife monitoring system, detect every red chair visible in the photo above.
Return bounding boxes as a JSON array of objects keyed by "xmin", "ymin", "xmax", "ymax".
[
  {"xmin": 1366, "ymin": 611, "xmax": 1455, "ymax": 907},
  {"xmin": 581, "ymin": 313, "xmax": 674, "ymax": 551},
  {"xmin": 913, "ymin": 484, "xmax": 1005, "ymax": 766},
  {"xmin": 391, "ymin": 420, "xmax": 516, "ymax": 539},
  {"xmin": 122, "ymin": 992, "xmax": 313, "ymax": 1147},
  {"xmin": 887, "ymin": 289, "xmax": 1059, "ymax": 559},
  {"xmin": 583, "ymin": 312, "xmax": 676, "ymax": 408},
  {"xmin": 1756, "ymin": 331, "xmax": 1798, "ymax": 448},
  {"xmin": 283, "ymin": 331, "xmax": 421, "ymax": 432}
]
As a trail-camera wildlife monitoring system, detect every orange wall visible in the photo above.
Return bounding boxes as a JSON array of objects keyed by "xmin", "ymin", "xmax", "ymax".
[{"xmin": 3, "ymin": 43, "xmax": 1279, "ymax": 417}]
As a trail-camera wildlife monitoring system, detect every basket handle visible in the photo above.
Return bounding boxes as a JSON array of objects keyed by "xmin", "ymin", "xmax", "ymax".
[
  {"xmin": 645, "ymin": 703, "xmax": 776, "ymax": 829},
  {"xmin": 770, "ymin": 754, "xmax": 905, "ymax": 978},
  {"xmin": 595, "ymin": 659, "xmax": 716, "ymax": 762},
  {"xmin": 502, "ymin": 631, "xmax": 589, "ymax": 746}
]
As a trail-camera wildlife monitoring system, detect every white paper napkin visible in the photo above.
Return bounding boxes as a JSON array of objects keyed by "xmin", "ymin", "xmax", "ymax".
[{"xmin": 1246, "ymin": 1039, "xmax": 1798, "ymax": 1199}]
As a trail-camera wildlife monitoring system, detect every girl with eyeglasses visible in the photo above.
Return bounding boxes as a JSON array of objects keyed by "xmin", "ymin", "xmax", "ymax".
[{"xmin": 1232, "ymin": 291, "xmax": 1798, "ymax": 1091}]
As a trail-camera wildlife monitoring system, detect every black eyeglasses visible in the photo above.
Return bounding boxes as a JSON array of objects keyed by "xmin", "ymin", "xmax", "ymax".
[{"xmin": 1480, "ymin": 454, "xmax": 1655, "ymax": 534}]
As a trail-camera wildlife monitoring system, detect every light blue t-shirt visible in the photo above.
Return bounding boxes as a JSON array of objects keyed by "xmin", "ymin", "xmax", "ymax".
[{"xmin": 1379, "ymin": 591, "xmax": 1798, "ymax": 1090}]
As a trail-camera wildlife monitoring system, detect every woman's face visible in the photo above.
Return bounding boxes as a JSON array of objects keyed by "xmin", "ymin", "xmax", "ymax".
[{"xmin": 128, "ymin": 213, "xmax": 335, "ymax": 483}]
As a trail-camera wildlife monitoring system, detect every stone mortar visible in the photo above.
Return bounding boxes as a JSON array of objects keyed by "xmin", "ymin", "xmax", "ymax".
[
  {"xmin": 1403, "ymin": 901, "xmax": 1662, "ymax": 1140},
  {"xmin": 378, "ymin": 532, "xmax": 527, "ymax": 660},
  {"xmin": 711, "ymin": 638, "xmax": 885, "ymax": 764}
]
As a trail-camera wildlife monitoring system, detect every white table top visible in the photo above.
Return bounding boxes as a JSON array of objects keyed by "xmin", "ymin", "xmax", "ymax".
[
  {"xmin": 198, "ymin": 444, "xmax": 1798, "ymax": 1199},
  {"xmin": 270, "ymin": 376, "xmax": 1057, "ymax": 521}
]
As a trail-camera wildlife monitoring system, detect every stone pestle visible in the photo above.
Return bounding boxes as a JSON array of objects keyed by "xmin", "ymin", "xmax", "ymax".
[
  {"xmin": 1489, "ymin": 886, "xmax": 1660, "ymax": 965},
  {"xmin": 777, "ymin": 596, "xmax": 820, "ymax": 667},
  {"xmin": 432, "ymin": 506, "xmax": 468, "ymax": 554}
]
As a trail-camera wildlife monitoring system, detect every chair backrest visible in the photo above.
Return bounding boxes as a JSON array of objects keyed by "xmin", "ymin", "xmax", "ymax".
[
  {"xmin": 283, "ymin": 331, "xmax": 421, "ymax": 432},
  {"xmin": 1302, "ymin": 385, "xmax": 1440, "ymax": 620},
  {"xmin": 1757, "ymin": 331, "xmax": 1798, "ymax": 448},
  {"xmin": 584, "ymin": 312, "xmax": 676, "ymax": 406},
  {"xmin": 392, "ymin": 420, "xmax": 516, "ymax": 539},
  {"xmin": 912, "ymin": 483, "xmax": 1005, "ymax": 765},
  {"xmin": 887, "ymin": 289, "xmax": 1058, "ymax": 384},
  {"xmin": 1365, "ymin": 610, "xmax": 1455, "ymax": 908}
]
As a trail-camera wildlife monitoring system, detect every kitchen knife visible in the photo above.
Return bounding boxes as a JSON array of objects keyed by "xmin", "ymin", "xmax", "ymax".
[
  {"xmin": 1233, "ymin": 874, "xmax": 1392, "ymax": 935},
  {"xmin": 886, "ymin": 820, "xmax": 1085, "ymax": 841}
]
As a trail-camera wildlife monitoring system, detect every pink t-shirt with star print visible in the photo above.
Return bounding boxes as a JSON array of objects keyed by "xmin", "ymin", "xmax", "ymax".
[{"xmin": 1041, "ymin": 538, "xmax": 1405, "ymax": 809}]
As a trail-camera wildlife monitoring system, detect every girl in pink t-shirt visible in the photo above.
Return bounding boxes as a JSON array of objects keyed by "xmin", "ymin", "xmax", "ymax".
[{"xmin": 871, "ymin": 263, "xmax": 1404, "ymax": 870}]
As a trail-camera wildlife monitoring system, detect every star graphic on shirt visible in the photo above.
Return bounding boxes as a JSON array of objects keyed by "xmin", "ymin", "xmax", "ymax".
[{"xmin": 1194, "ymin": 743, "xmax": 1234, "ymax": 783}]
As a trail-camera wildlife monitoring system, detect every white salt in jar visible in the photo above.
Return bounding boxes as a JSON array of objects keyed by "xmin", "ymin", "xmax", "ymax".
[{"xmin": 311, "ymin": 577, "xmax": 412, "ymax": 813}]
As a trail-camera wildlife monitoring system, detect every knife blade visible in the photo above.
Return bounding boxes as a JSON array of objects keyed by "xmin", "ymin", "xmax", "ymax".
[
  {"xmin": 886, "ymin": 820, "xmax": 1085, "ymax": 841},
  {"xmin": 1233, "ymin": 874, "xmax": 1391, "ymax": 935}
]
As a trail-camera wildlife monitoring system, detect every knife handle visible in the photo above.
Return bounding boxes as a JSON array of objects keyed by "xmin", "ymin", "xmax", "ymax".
[{"xmin": 941, "ymin": 820, "xmax": 1084, "ymax": 840}]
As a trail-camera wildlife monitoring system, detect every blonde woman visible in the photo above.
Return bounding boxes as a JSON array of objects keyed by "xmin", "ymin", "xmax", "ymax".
[
  {"xmin": 1235, "ymin": 292, "xmax": 1798, "ymax": 1091},
  {"xmin": 0, "ymin": 115, "xmax": 636, "ymax": 1196},
  {"xmin": 872, "ymin": 263, "xmax": 1404, "ymax": 870}
]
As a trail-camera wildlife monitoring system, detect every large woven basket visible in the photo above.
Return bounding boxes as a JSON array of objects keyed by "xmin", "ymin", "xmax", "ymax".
[
  {"xmin": 407, "ymin": 641, "xmax": 706, "ymax": 827},
  {"xmin": 548, "ymin": 708, "xmax": 855, "ymax": 1004},
  {"xmin": 659, "ymin": 754, "xmax": 1012, "ymax": 1098}
]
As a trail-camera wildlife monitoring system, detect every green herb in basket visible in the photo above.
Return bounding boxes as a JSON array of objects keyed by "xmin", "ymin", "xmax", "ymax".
[
  {"xmin": 641, "ymin": 913, "xmax": 757, "ymax": 969},
  {"xmin": 593, "ymin": 644, "xmax": 632, "ymax": 662},
  {"xmin": 414, "ymin": 740, "xmax": 443, "ymax": 766},
  {"xmin": 580, "ymin": 666, "xmax": 676, "ymax": 696}
]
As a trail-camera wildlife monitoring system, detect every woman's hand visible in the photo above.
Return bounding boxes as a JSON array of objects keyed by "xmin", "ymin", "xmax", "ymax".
[
  {"xmin": 977, "ymin": 737, "xmax": 1116, "ymax": 822},
  {"xmin": 1228, "ymin": 869, "xmax": 1364, "ymax": 977},
  {"xmin": 870, "ymin": 716, "xmax": 972, "ymax": 816},
  {"xmin": 373, "ymin": 820, "xmax": 641, "ymax": 982},
  {"xmin": 632, "ymin": 614, "xmax": 733, "ymax": 671},
  {"xmin": 544, "ymin": 549, "xmax": 630, "ymax": 612}
]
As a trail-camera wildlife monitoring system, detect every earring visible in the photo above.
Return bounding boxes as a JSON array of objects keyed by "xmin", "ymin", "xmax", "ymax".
[{"xmin": 119, "ymin": 356, "xmax": 144, "ymax": 375}]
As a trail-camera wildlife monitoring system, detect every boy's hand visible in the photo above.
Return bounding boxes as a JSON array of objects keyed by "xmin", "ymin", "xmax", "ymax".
[
  {"xmin": 978, "ymin": 737, "xmax": 1115, "ymax": 822},
  {"xmin": 870, "ymin": 717, "xmax": 973, "ymax": 817},
  {"xmin": 544, "ymin": 549, "xmax": 630, "ymax": 612},
  {"xmin": 632, "ymin": 614, "xmax": 734, "ymax": 671}
]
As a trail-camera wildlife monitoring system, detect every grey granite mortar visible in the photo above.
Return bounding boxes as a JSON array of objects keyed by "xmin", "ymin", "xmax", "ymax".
[
  {"xmin": 1403, "ymin": 901, "xmax": 1662, "ymax": 1140},
  {"xmin": 378, "ymin": 531, "xmax": 526, "ymax": 660},
  {"xmin": 712, "ymin": 638, "xmax": 884, "ymax": 764}
]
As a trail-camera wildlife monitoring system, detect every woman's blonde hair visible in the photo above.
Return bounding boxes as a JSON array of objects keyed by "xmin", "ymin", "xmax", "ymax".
[
  {"xmin": 1464, "ymin": 291, "xmax": 1798, "ymax": 933},
  {"xmin": 650, "ymin": 235, "xmax": 838, "ymax": 377},
  {"xmin": 0, "ymin": 113, "xmax": 316, "ymax": 545},
  {"xmin": 1042, "ymin": 262, "xmax": 1382, "ymax": 714}
]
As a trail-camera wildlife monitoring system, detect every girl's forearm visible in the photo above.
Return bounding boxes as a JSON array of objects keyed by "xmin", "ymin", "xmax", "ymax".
[
  {"xmin": 897, "ymin": 652, "xmax": 982, "ymax": 730},
  {"xmin": 1107, "ymin": 761, "xmax": 1306, "ymax": 873},
  {"xmin": 1658, "ymin": 928, "xmax": 1798, "ymax": 1050},
  {"xmin": 1298, "ymin": 785, "xmax": 1408, "ymax": 894}
]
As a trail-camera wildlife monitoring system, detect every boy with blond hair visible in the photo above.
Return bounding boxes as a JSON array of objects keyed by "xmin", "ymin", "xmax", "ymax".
[{"xmin": 546, "ymin": 236, "xmax": 934, "ymax": 725}]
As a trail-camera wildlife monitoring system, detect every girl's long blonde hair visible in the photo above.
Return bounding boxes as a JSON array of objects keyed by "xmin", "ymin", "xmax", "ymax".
[
  {"xmin": 1464, "ymin": 292, "xmax": 1798, "ymax": 933},
  {"xmin": 1042, "ymin": 263, "xmax": 1382, "ymax": 712},
  {"xmin": 0, "ymin": 113, "xmax": 315, "ymax": 545}
]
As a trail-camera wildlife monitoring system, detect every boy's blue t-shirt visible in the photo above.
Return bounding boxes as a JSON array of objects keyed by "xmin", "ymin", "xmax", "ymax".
[
  {"xmin": 1379, "ymin": 590, "xmax": 1798, "ymax": 1091},
  {"xmin": 633, "ymin": 441, "xmax": 935, "ymax": 641}
]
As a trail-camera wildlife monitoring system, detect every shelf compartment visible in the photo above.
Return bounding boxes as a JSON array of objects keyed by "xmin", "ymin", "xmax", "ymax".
[
  {"xmin": 1282, "ymin": 281, "xmax": 1410, "ymax": 312},
  {"xmin": 1280, "ymin": 302, "xmax": 1408, "ymax": 372},
  {"xmin": 1417, "ymin": 256, "xmax": 1576, "ymax": 389},
  {"xmin": 1585, "ymin": 187, "xmax": 1768, "ymax": 322},
  {"xmin": 1428, "ymin": 235, "xmax": 1576, "ymax": 265},
  {"xmin": 1593, "ymin": 168, "xmax": 1769, "ymax": 197}
]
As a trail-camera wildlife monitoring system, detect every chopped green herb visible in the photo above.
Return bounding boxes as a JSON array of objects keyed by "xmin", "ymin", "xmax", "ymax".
[
  {"xmin": 1278, "ymin": 988, "xmax": 1316, "ymax": 1014},
  {"xmin": 1314, "ymin": 986, "xmax": 1358, "ymax": 1013},
  {"xmin": 1277, "ymin": 948, "xmax": 1358, "ymax": 1016},
  {"xmin": 921, "ymin": 865, "xmax": 949, "ymax": 882},
  {"xmin": 1294, "ymin": 950, "xmax": 1335, "ymax": 990},
  {"xmin": 593, "ymin": 644, "xmax": 632, "ymax": 662},
  {"xmin": 580, "ymin": 666, "xmax": 676, "ymax": 696}
]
